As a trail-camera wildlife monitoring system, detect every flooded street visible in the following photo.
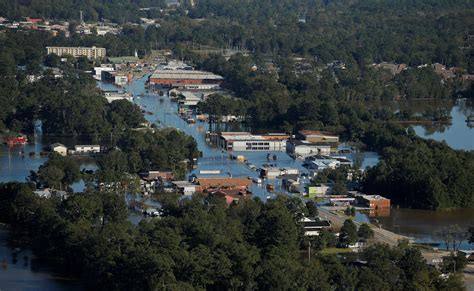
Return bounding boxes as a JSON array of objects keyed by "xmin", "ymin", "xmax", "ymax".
[
  {"xmin": 119, "ymin": 75, "xmax": 379, "ymax": 200},
  {"xmin": 356, "ymin": 208, "xmax": 474, "ymax": 250},
  {"xmin": 0, "ymin": 74, "xmax": 473, "ymax": 289}
]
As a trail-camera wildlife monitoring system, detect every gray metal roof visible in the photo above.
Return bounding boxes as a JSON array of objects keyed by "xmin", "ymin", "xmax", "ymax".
[{"xmin": 150, "ymin": 69, "xmax": 224, "ymax": 80}]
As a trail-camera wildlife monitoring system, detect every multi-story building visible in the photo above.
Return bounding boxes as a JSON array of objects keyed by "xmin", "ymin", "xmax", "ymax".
[{"xmin": 46, "ymin": 46, "xmax": 106, "ymax": 59}]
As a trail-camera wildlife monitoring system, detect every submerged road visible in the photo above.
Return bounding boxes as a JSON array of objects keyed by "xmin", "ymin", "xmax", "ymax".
[
  {"xmin": 319, "ymin": 206, "xmax": 414, "ymax": 246},
  {"xmin": 113, "ymin": 74, "xmax": 411, "ymax": 246}
]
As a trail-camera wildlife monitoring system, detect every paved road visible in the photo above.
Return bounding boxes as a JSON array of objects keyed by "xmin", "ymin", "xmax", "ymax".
[{"xmin": 318, "ymin": 206, "xmax": 413, "ymax": 246}]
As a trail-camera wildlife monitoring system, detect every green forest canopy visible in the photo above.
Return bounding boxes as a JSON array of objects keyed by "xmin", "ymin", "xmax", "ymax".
[{"xmin": 0, "ymin": 184, "xmax": 467, "ymax": 290}]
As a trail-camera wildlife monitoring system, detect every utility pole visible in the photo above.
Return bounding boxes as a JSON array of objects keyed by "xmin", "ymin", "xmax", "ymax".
[{"xmin": 308, "ymin": 240, "xmax": 311, "ymax": 262}]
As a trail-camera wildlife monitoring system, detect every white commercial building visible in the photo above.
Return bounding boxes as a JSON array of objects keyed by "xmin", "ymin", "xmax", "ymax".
[
  {"xmin": 219, "ymin": 132, "xmax": 289, "ymax": 152},
  {"xmin": 261, "ymin": 167, "xmax": 299, "ymax": 179},
  {"xmin": 305, "ymin": 155, "xmax": 353, "ymax": 171},
  {"xmin": 287, "ymin": 140, "xmax": 331, "ymax": 157}
]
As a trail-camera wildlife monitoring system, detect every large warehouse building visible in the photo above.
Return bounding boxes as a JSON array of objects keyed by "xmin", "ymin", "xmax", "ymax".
[
  {"xmin": 218, "ymin": 132, "xmax": 289, "ymax": 152},
  {"xmin": 148, "ymin": 69, "xmax": 224, "ymax": 89}
]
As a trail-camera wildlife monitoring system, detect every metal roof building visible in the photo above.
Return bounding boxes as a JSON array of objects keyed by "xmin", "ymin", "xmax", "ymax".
[{"xmin": 149, "ymin": 69, "xmax": 224, "ymax": 88}]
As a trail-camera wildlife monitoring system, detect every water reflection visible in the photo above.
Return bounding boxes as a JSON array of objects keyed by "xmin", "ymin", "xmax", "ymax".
[
  {"xmin": 362, "ymin": 98, "xmax": 474, "ymax": 150},
  {"xmin": 413, "ymin": 99, "xmax": 474, "ymax": 150},
  {"xmin": 0, "ymin": 225, "xmax": 81, "ymax": 290},
  {"xmin": 356, "ymin": 208, "xmax": 474, "ymax": 249},
  {"xmin": 127, "ymin": 75, "xmax": 379, "ymax": 200}
]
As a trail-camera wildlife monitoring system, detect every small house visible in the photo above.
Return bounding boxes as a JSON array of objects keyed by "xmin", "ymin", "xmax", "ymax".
[{"xmin": 50, "ymin": 143, "xmax": 67, "ymax": 156}]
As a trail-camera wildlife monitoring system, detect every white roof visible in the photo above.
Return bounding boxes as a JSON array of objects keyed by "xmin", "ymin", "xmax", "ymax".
[
  {"xmin": 51, "ymin": 142, "xmax": 66, "ymax": 148},
  {"xmin": 172, "ymin": 181, "xmax": 195, "ymax": 187},
  {"xmin": 221, "ymin": 134, "xmax": 287, "ymax": 141},
  {"xmin": 150, "ymin": 69, "xmax": 224, "ymax": 80},
  {"xmin": 180, "ymin": 91, "xmax": 201, "ymax": 101}
]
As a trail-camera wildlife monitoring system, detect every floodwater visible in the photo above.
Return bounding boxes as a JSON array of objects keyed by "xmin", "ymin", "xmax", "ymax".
[
  {"xmin": 0, "ymin": 130, "xmax": 98, "ymax": 189},
  {"xmin": 0, "ymin": 75, "xmax": 472, "ymax": 289},
  {"xmin": 118, "ymin": 76, "xmax": 379, "ymax": 200},
  {"xmin": 413, "ymin": 100, "xmax": 474, "ymax": 150},
  {"xmin": 363, "ymin": 98, "xmax": 474, "ymax": 151},
  {"xmin": 357, "ymin": 208, "xmax": 474, "ymax": 250},
  {"xmin": 0, "ymin": 139, "xmax": 48, "ymax": 183},
  {"xmin": 0, "ymin": 225, "xmax": 81, "ymax": 290},
  {"xmin": 413, "ymin": 99, "xmax": 474, "ymax": 151}
]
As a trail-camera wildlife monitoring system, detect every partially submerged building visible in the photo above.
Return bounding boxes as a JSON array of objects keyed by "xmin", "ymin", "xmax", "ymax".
[
  {"xmin": 148, "ymin": 69, "xmax": 223, "ymax": 89},
  {"xmin": 350, "ymin": 191, "xmax": 391, "ymax": 210},
  {"xmin": 219, "ymin": 132, "xmax": 289, "ymax": 151},
  {"xmin": 298, "ymin": 130, "xmax": 339, "ymax": 144},
  {"xmin": 287, "ymin": 140, "xmax": 331, "ymax": 157}
]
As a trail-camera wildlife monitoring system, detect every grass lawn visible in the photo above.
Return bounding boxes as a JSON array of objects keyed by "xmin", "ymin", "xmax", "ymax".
[{"xmin": 320, "ymin": 247, "xmax": 354, "ymax": 255}]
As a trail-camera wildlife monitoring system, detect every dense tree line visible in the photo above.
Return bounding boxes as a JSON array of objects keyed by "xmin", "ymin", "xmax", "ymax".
[
  {"xmin": 1, "ymin": 69, "xmax": 145, "ymax": 141},
  {"xmin": 194, "ymin": 54, "xmax": 474, "ymax": 210},
  {"xmin": 197, "ymin": 94, "xmax": 248, "ymax": 119},
  {"xmin": 1, "ymin": 25, "xmax": 471, "ymax": 211},
  {"xmin": 0, "ymin": 0, "xmax": 167, "ymax": 23},
  {"xmin": 362, "ymin": 125, "xmax": 474, "ymax": 210},
  {"xmin": 0, "ymin": 31, "xmax": 146, "ymax": 140},
  {"xmin": 97, "ymin": 128, "xmax": 200, "ymax": 182},
  {"xmin": 0, "ymin": 183, "xmax": 466, "ymax": 290},
  {"xmin": 1, "ymin": 0, "xmax": 473, "ymax": 70}
]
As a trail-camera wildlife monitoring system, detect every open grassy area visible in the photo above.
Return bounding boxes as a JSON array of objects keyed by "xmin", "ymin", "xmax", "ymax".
[{"xmin": 320, "ymin": 248, "xmax": 354, "ymax": 255}]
